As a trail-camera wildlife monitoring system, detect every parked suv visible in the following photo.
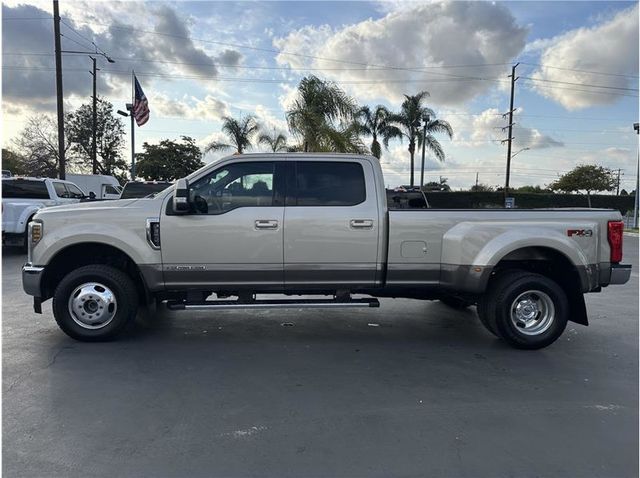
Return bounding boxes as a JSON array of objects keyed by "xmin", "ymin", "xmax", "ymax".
[
  {"xmin": 120, "ymin": 181, "xmax": 173, "ymax": 199},
  {"xmin": 2, "ymin": 177, "xmax": 84, "ymax": 248}
]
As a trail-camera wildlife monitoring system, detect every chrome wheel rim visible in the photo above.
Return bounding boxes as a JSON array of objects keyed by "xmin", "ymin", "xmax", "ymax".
[
  {"xmin": 67, "ymin": 282, "xmax": 117, "ymax": 330},
  {"xmin": 510, "ymin": 290, "xmax": 555, "ymax": 336}
]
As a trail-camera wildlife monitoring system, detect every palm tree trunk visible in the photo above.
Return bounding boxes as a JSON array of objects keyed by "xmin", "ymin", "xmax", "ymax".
[{"xmin": 409, "ymin": 141, "xmax": 415, "ymax": 187}]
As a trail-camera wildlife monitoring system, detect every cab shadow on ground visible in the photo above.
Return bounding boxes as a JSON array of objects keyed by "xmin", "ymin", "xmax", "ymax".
[{"xmin": 2, "ymin": 243, "xmax": 639, "ymax": 478}]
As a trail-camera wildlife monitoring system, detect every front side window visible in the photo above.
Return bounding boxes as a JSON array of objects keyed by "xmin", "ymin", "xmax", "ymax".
[
  {"xmin": 65, "ymin": 183, "xmax": 85, "ymax": 198},
  {"xmin": 294, "ymin": 161, "xmax": 366, "ymax": 206},
  {"xmin": 104, "ymin": 185, "xmax": 119, "ymax": 195},
  {"xmin": 189, "ymin": 162, "xmax": 275, "ymax": 214}
]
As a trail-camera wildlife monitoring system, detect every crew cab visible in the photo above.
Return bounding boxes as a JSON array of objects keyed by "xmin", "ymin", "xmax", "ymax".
[
  {"xmin": 2, "ymin": 177, "xmax": 84, "ymax": 248},
  {"xmin": 22, "ymin": 154, "xmax": 631, "ymax": 349}
]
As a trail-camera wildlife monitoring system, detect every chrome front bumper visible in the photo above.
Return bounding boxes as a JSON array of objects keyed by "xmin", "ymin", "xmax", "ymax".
[
  {"xmin": 609, "ymin": 264, "xmax": 632, "ymax": 285},
  {"xmin": 22, "ymin": 263, "xmax": 44, "ymax": 297}
]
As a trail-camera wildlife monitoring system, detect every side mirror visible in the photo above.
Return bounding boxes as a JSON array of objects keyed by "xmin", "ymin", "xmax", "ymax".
[
  {"xmin": 173, "ymin": 178, "xmax": 190, "ymax": 213},
  {"xmin": 89, "ymin": 191, "xmax": 96, "ymax": 200}
]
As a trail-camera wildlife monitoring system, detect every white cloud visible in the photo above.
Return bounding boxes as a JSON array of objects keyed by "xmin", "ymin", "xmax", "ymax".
[
  {"xmin": 151, "ymin": 93, "xmax": 230, "ymax": 121},
  {"xmin": 272, "ymin": 1, "xmax": 527, "ymax": 105},
  {"xmin": 470, "ymin": 108, "xmax": 563, "ymax": 150},
  {"xmin": 529, "ymin": 4, "xmax": 639, "ymax": 110}
]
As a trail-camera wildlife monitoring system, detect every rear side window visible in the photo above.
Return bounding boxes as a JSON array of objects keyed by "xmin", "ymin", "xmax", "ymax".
[
  {"xmin": 2, "ymin": 180, "xmax": 50, "ymax": 199},
  {"xmin": 294, "ymin": 161, "xmax": 366, "ymax": 206}
]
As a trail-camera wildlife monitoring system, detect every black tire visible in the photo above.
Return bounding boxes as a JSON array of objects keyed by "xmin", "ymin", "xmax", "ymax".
[
  {"xmin": 439, "ymin": 296, "xmax": 474, "ymax": 309},
  {"xmin": 482, "ymin": 270, "xmax": 568, "ymax": 349},
  {"xmin": 52, "ymin": 264, "xmax": 138, "ymax": 341},
  {"xmin": 476, "ymin": 295, "xmax": 499, "ymax": 337}
]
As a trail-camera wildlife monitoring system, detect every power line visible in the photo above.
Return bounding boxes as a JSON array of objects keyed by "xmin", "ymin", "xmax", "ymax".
[
  {"xmin": 520, "ymin": 76, "xmax": 638, "ymax": 92},
  {"xmin": 519, "ymin": 61, "xmax": 639, "ymax": 80}
]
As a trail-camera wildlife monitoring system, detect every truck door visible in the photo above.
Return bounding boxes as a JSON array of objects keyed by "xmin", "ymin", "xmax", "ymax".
[
  {"xmin": 160, "ymin": 160, "xmax": 285, "ymax": 290},
  {"xmin": 283, "ymin": 159, "xmax": 380, "ymax": 289}
]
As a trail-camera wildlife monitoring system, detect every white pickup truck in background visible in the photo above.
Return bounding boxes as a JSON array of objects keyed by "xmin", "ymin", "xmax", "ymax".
[{"xmin": 2, "ymin": 177, "xmax": 85, "ymax": 248}]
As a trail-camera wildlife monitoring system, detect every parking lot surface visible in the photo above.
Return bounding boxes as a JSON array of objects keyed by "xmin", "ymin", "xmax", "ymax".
[{"xmin": 3, "ymin": 237, "xmax": 638, "ymax": 477}]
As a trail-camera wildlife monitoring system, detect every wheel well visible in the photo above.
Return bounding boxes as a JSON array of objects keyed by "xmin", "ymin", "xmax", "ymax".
[
  {"xmin": 493, "ymin": 246, "xmax": 581, "ymax": 290},
  {"xmin": 41, "ymin": 243, "xmax": 148, "ymax": 304}
]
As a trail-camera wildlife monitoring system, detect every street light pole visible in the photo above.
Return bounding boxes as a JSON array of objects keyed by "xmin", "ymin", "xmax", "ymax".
[
  {"xmin": 420, "ymin": 114, "xmax": 429, "ymax": 190},
  {"xmin": 119, "ymin": 105, "xmax": 136, "ymax": 180},
  {"xmin": 90, "ymin": 56, "xmax": 98, "ymax": 174},
  {"xmin": 53, "ymin": 0, "xmax": 65, "ymax": 179}
]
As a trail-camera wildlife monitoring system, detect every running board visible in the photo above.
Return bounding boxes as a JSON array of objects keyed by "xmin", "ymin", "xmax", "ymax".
[{"xmin": 166, "ymin": 298, "xmax": 380, "ymax": 311}]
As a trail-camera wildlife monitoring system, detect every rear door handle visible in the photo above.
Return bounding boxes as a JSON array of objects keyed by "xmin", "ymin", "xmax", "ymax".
[
  {"xmin": 255, "ymin": 219, "xmax": 279, "ymax": 230},
  {"xmin": 350, "ymin": 219, "xmax": 374, "ymax": 229}
]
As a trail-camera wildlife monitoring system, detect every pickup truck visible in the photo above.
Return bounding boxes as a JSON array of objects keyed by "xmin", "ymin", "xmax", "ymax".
[
  {"xmin": 2, "ymin": 177, "xmax": 85, "ymax": 248},
  {"xmin": 22, "ymin": 153, "xmax": 631, "ymax": 349}
]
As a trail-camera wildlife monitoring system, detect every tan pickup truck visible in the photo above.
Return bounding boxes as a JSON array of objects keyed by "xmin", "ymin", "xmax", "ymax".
[{"xmin": 23, "ymin": 153, "xmax": 631, "ymax": 348}]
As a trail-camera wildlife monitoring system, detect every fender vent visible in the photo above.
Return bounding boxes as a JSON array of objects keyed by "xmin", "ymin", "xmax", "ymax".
[{"xmin": 146, "ymin": 218, "xmax": 161, "ymax": 250}]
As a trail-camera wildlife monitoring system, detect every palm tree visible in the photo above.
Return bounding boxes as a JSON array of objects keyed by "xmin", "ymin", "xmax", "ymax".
[
  {"xmin": 286, "ymin": 75, "xmax": 359, "ymax": 152},
  {"xmin": 356, "ymin": 105, "xmax": 401, "ymax": 160},
  {"xmin": 205, "ymin": 115, "xmax": 260, "ymax": 155},
  {"xmin": 389, "ymin": 92, "xmax": 452, "ymax": 186},
  {"xmin": 258, "ymin": 131, "xmax": 288, "ymax": 152}
]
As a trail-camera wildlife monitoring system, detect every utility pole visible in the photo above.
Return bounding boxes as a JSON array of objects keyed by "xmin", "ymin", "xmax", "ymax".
[
  {"xmin": 420, "ymin": 115, "xmax": 429, "ymax": 189},
  {"xmin": 90, "ymin": 56, "xmax": 98, "ymax": 174},
  {"xmin": 615, "ymin": 168, "xmax": 622, "ymax": 196},
  {"xmin": 634, "ymin": 122, "xmax": 639, "ymax": 228},
  {"xmin": 475, "ymin": 172, "xmax": 479, "ymax": 189},
  {"xmin": 53, "ymin": 0, "xmax": 65, "ymax": 179},
  {"xmin": 502, "ymin": 63, "xmax": 519, "ymax": 205}
]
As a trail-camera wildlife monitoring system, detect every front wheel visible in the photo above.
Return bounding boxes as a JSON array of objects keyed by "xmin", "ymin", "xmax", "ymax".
[
  {"xmin": 481, "ymin": 271, "xmax": 569, "ymax": 349},
  {"xmin": 53, "ymin": 265, "xmax": 138, "ymax": 341}
]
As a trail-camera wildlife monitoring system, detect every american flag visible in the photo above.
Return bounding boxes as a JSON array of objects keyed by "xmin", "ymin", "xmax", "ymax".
[{"xmin": 133, "ymin": 74, "xmax": 150, "ymax": 126}]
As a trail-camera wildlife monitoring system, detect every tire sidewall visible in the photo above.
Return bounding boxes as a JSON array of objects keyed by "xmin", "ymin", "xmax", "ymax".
[
  {"xmin": 53, "ymin": 266, "xmax": 137, "ymax": 341},
  {"xmin": 494, "ymin": 275, "xmax": 568, "ymax": 349}
]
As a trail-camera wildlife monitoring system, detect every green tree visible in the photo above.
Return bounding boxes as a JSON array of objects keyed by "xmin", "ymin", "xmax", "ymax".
[
  {"xmin": 423, "ymin": 176, "xmax": 451, "ymax": 192},
  {"xmin": 286, "ymin": 75, "xmax": 361, "ymax": 152},
  {"xmin": 355, "ymin": 105, "xmax": 401, "ymax": 159},
  {"xmin": 550, "ymin": 164, "xmax": 617, "ymax": 207},
  {"xmin": 388, "ymin": 92, "xmax": 453, "ymax": 186},
  {"xmin": 205, "ymin": 116, "xmax": 261, "ymax": 154},
  {"xmin": 12, "ymin": 115, "xmax": 74, "ymax": 177},
  {"xmin": 1, "ymin": 148, "xmax": 28, "ymax": 175},
  {"xmin": 470, "ymin": 183, "xmax": 495, "ymax": 192},
  {"xmin": 258, "ymin": 131, "xmax": 288, "ymax": 152},
  {"xmin": 136, "ymin": 136, "xmax": 204, "ymax": 181},
  {"xmin": 66, "ymin": 97, "xmax": 127, "ymax": 176}
]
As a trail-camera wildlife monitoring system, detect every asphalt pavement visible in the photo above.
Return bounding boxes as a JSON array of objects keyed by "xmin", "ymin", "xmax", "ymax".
[{"xmin": 3, "ymin": 237, "xmax": 638, "ymax": 477}]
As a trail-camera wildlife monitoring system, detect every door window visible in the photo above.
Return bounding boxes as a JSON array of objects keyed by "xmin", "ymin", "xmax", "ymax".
[
  {"xmin": 189, "ymin": 162, "xmax": 275, "ymax": 214},
  {"xmin": 65, "ymin": 183, "xmax": 85, "ymax": 198},
  {"xmin": 52, "ymin": 182, "xmax": 68, "ymax": 198},
  {"xmin": 1, "ymin": 180, "xmax": 50, "ymax": 199},
  {"xmin": 293, "ymin": 162, "xmax": 366, "ymax": 206},
  {"xmin": 103, "ymin": 185, "xmax": 120, "ymax": 195}
]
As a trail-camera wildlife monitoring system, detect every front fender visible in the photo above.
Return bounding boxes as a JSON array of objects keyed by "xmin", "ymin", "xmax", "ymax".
[{"xmin": 33, "ymin": 223, "xmax": 161, "ymax": 267}]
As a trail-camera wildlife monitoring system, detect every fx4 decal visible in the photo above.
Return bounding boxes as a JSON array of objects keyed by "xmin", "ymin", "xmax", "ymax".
[{"xmin": 567, "ymin": 229, "xmax": 593, "ymax": 237}]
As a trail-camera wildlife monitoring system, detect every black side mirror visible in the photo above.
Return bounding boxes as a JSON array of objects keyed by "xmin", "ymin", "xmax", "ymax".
[
  {"xmin": 89, "ymin": 191, "xmax": 96, "ymax": 200},
  {"xmin": 173, "ymin": 178, "xmax": 190, "ymax": 213}
]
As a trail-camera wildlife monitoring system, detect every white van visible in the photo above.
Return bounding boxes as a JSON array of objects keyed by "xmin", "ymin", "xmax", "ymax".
[{"xmin": 66, "ymin": 174, "xmax": 122, "ymax": 200}]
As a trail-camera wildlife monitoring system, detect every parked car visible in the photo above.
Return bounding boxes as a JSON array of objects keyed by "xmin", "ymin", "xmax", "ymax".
[
  {"xmin": 2, "ymin": 170, "xmax": 12, "ymax": 178},
  {"xmin": 119, "ymin": 181, "xmax": 173, "ymax": 199},
  {"xmin": 2, "ymin": 177, "xmax": 84, "ymax": 248},
  {"xmin": 66, "ymin": 174, "xmax": 122, "ymax": 200},
  {"xmin": 23, "ymin": 153, "xmax": 631, "ymax": 348},
  {"xmin": 387, "ymin": 189, "xmax": 429, "ymax": 209}
]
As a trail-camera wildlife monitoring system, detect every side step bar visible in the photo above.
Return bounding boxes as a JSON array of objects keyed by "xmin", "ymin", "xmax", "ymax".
[{"xmin": 166, "ymin": 298, "xmax": 380, "ymax": 311}]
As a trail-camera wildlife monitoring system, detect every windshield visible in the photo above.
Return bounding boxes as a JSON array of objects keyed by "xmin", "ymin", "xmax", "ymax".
[{"xmin": 121, "ymin": 182, "xmax": 173, "ymax": 199}]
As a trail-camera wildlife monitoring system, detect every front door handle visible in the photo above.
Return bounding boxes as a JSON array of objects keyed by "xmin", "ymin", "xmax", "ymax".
[
  {"xmin": 255, "ymin": 219, "xmax": 279, "ymax": 230},
  {"xmin": 350, "ymin": 219, "xmax": 374, "ymax": 229}
]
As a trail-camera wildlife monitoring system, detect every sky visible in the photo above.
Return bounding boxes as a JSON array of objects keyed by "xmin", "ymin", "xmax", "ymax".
[{"xmin": 1, "ymin": 0, "xmax": 639, "ymax": 190}]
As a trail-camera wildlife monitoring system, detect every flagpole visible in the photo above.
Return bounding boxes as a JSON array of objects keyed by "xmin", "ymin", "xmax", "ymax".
[{"xmin": 130, "ymin": 71, "xmax": 136, "ymax": 180}]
